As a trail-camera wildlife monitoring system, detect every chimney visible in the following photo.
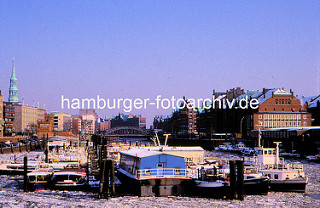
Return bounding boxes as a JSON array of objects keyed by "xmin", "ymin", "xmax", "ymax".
[
  {"xmin": 272, "ymin": 91, "xmax": 274, "ymax": 98},
  {"xmin": 263, "ymin": 88, "xmax": 266, "ymax": 98}
]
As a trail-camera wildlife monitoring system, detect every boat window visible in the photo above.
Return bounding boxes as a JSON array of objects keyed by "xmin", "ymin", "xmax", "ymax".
[
  {"xmin": 175, "ymin": 168, "xmax": 181, "ymax": 175},
  {"xmin": 37, "ymin": 175, "xmax": 46, "ymax": 181},
  {"xmin": 28, "ymin": 176, "xmax": 35, "ymax": 182},
  {"xmin": 264, "ymin": 150, "xmax": 268, "ymax": 155},
  {"xmin": 145, "ymin": 169, "xmax": 151, "ymax": 175},
  {"xmin": 157, "ymin": 163, "xmax": 163, "ymax": 168},
  {"xmin": 247, "ymin": 176, "xmax": 254, "ymax": 179},
  {"xmin": 275, "ymin": 174, "xmax": 278, "ymax": 179},
  {"xmin": 268, "ymin": 150, "xmax": 272, "ymax": 155},
  {"xmin": 268, "ymin": 174, "xmax": 271, "ymax": 178}
]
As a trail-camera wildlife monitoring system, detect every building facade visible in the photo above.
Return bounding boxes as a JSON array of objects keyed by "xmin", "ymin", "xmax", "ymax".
[
  {"xmin": 14, "ymin": 105, "xmax": 46, "ymax": 134},
  {"xmin": 252, "ymin": 88, "xmax": 311, "ymax": 131},
  {"xmin": 3, "ymin": 102, "xmax": 15, "ymax": 136},
  {"xmin": 37, "ymin": 113, "xmax": 54, "ymax": 137},
  {"xmin": 71, "ymin": 115, "xmax": 82, "ymax": 135},
  {"xmin": 48, "ymin": 111, "xmax": 72, "ymax": 132},
  {"xmin": 111, "ymin": 114, "xmax": 146, "ymax": 129},
  {"xmin": 79, "ymin": 109, "xmax": 98, "ymax": 133},
  {"xmin": 99, "ymin": 120, "xmax": 111, "ymax": 132}
]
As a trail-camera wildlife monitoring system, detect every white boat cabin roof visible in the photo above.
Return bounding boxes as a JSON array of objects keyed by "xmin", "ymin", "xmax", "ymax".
[
  {"xmin": 142, "ymin": 146, "xmax": 204, "ymax": 152},
  {"xmin": 121, "ymin": 148, "xmax": 184, "ymax": 158}
]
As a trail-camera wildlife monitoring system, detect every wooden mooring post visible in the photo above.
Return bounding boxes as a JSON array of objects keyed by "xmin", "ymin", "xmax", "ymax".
[
  {"xmin": 24, "ymin": 156, "xmax": 28, "ymax": 192},
  {"xmin": 236, "ymin": 160, "xmax": 244, "ymax": 200},
  {"xmin": 98, "ymin": 159, "xmax": 116, "ymax": 198},
  {"xmin": 99, "ymin": 159, "xmax": 107, "ymax": 198},
  {"xmin": 229, "ymin": 160, "xmax": 244, "ymax": 200},
  {"xmin": 229, "ymin": 160, "xmax": 236, "ymax": 199},
  {"xmin": 108, "ymin": 159, "xmax": 115, "ymax": 196}
]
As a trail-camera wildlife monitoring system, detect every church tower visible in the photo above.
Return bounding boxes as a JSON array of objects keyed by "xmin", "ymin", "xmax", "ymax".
[{"xmin": 8, "ymin": 57, "xmax": 18, "ymax": 103}]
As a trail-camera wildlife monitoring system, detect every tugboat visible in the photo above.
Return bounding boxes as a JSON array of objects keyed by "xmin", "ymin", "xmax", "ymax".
[
  {"xmin": 193, "ymin": 158, "xmax": 269, "ymax": 196},
  {"xmin": 251, "ymin": 142, "xmax": 308, "ymax": 192},
  {"xmin": 192, "ymin": 159, "xmax": 230, "ymax": 198}
]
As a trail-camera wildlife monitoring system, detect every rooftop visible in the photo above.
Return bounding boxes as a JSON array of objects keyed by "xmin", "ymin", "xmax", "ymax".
[{"xmin": 120, "ymin": 148, "xmax": 184, "ymax": 158}]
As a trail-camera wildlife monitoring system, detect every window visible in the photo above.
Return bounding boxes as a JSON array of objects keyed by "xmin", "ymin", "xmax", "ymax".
[
  {"xmin": 175, "ymin": 168, "xmax": 181, "ymax": 175},
  {"xmin": 259, "ymin": 115, "xmax": 262, "ymax": 119},
  {"xmin": 274, "ymin": 174, "xmax": 278, "ymax": 179},
  {"xmin": 145, "ymin": 169, "xmax": 151, "ymax": 175},
  {"xmin": 157, "ymin": 163, "xmax": 164, "ymax": 168},
  {"xmin": 303, "ymin": 115, "xmax": 307, "ymax": 119}
]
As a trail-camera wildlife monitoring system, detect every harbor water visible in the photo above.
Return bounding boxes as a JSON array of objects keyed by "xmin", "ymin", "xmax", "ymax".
[{"xmin": 0, "ymin": 151, "xmax": 319, "ymax": 208}]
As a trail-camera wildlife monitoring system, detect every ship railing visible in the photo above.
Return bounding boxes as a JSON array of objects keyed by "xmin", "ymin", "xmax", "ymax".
[
  {"xmin": 258, "ymin": 162, "xmax": 304, "ymax": 171},
  {"xmin": 136, "ymin": 168, "xmax": 188, "ymax": 179}
]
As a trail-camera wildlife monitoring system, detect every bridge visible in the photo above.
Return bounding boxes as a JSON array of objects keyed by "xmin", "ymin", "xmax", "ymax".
[{"xmin": 104, "ymin": 126, "xmax": 150, "ymax": 137}]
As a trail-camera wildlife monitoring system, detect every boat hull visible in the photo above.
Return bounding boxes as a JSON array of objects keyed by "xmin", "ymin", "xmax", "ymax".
[
  {"xmin": 190, "ymin": 180, "xmax": 229, "ymax": 198},
  {"xmin": 28, "ymin": 182, "xmax": 49, "ymax": 191},
  {"xmin": 244, "ymin": 178, "xmax": 270, "ymax": 195},
  {"xmin": 117, "ymin": 168, "xmax": 190, "ymax": 196},
  {"xmin": 52, "ymin": 182, "xmax": 87, "ymax": 190},
  {"xmin": 270, "ymin": 178, "xmax": 307, "ymax": 193}
]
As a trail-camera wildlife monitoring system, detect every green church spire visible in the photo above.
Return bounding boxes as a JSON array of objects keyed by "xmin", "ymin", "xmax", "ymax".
[{"xmin": 8, "ymin": 57, "xmax": 18, "ymax": 103}]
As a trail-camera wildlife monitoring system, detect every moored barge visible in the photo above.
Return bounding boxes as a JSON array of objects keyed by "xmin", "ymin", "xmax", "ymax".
[{"xmin": 117, "ymin": 148, "xmax": 191, "ymax": 196}]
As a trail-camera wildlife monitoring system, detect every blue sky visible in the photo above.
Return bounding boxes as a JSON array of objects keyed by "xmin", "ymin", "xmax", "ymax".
[{"xmin": 0, "ymin": 1, "xmax": 319, "ymax": 125}]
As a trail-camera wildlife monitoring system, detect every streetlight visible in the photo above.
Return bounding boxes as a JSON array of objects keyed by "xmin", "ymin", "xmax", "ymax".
[{"xmin": 240, "ymin": 116, "xmax": 245, "ymax": 137}]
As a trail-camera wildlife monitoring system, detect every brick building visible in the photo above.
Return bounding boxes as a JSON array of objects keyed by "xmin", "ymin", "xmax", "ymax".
[
  {"xmin": 37, "ymin": 113, "xmax": 54, "ymax": 137},
  {"xmin": 99, "ymin": 120, "xmax": 111, "ymax": 132},
  {"xmin": 197, "ymin": 87, "xmax": 245, "ymax": 137},
  {"xmin": 155, "ymin": 97, "xmax": 197, "ymax": 137},
  {"xmin": 251, "ymin": 88, "xmax": 311, "ymax": 131},
  {"xmin": 111, "ymin": 114, "xmax": 146, "ymax": 129},
  {"xmin": 71, "ymin": 115, "xmax": 82, "ymax": 135}
]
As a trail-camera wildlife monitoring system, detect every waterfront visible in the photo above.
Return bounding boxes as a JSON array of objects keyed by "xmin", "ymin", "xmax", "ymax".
[{"xmin": 0, "ymin": 151, "xmax": 319, "ymax": 207}]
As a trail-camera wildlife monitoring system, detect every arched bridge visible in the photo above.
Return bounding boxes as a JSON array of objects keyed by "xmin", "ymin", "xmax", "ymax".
[{"xmin": 104, "ymin": 126, "xmax": 149, "ymax": 136}]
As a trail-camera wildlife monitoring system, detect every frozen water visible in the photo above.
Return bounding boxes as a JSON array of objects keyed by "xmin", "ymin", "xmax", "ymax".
[{"xmin": 0, "ymin": 151, "xmax": 319, "ymax": 207}]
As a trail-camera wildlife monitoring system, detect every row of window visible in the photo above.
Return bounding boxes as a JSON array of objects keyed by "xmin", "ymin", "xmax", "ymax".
[
  {"xmin": 259, "ymin": 121, "xmax": 307, "ymax": 128},
  {"xmin": 259, "ymin": 114, "xmax": 306, "ymax": 120}
]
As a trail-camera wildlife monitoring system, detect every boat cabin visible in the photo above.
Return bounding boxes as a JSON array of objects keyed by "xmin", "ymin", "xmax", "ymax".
[{"xmin": 119, "ymin": 148, "xmax": 187, "ymax": 179}]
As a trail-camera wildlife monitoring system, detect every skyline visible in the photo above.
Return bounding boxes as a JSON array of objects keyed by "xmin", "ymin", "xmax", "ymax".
[{"xmin": 0, "ymin": 1, "xmax": 319, "ymax": 125}]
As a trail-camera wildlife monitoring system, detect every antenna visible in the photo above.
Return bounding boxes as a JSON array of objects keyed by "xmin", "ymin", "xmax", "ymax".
[
  {"xmin": 274, "ymin": 142, "xmax": 281, "ymax": 166},
  {"xmin": 164, "ymin": 134, "xmax": 171, "ymax": 146}
]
